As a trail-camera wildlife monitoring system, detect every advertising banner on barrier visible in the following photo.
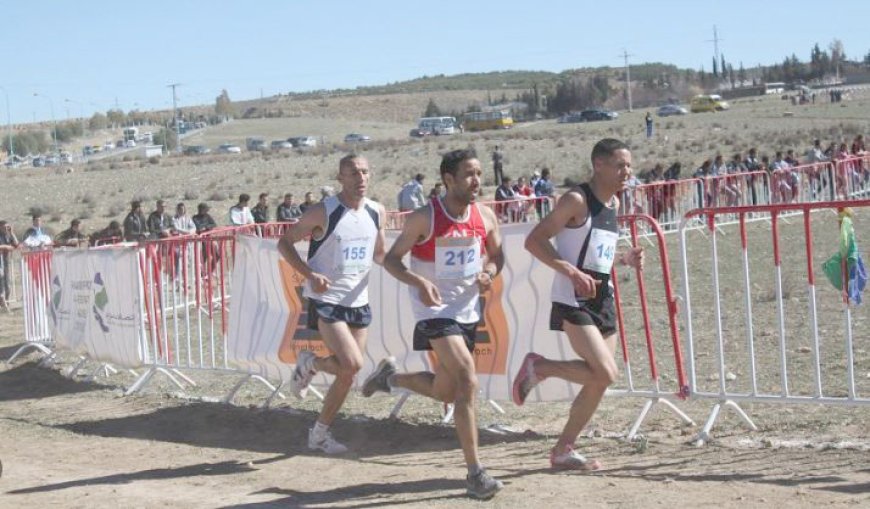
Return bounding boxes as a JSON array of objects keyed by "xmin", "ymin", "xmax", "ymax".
[
  {"xmin": 50, "ymin": 248, "xmax": 145, "ymax": 367},
  {"xmin": 227, "ymin": 226, "xmax": 623, "ymax": 402}
]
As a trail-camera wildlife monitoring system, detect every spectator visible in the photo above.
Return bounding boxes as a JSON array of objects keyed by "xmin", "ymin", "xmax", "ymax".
[
  {"xmin": 229, "ymin": 193, "xmax": 255, "ymax": 226},
  {"xmin": 533, "ymin": 167, "xmax": 555, "ymax": 217},
  {"xmin": 397, "ymin": 173, "xmax": 426, "ymax": 211},
  {"xmin": 785, "ymin": 149, "xmax": 800, "ymax": 167},
  {"xmin": 319, "ymin": 186, "xmax": 335, "ymax": 201},
  {"xmin": 54, "ymin": 219, "xmax": 88, "ymax": 247},
  {"xmin": 89, "ymin": 220, "xmax": 122, "ymax": 246},
  {"xmin": 494, "ymin": 175, "xmax": 518, "ymax": 222},
  {"xmin": 251, "ymin": 193, "xmax": 270, "ymax": 224},
  {"xmin": 22, "ymin": 214, "xmax": 52, "ymax": 248},
  {"xmin": 744, "ymin": 148, "xmax": 762, "ymax": 171},
  {"xmin": 710, "ymin": 154, "xmax": 726, "ymax": 176},
  {"xmin": 806, "ymin": 139, "xmax": 829, "ymax": 163},
  {"xmin": 491, "ymin": 145, "xmax": 504, "ymax": 186},
  {"xmin": 428, "ymin": 182, "xmax": 444, "ymax": 200},
  {"xmin": 530, "ymin": 169, "xmax": 541, "ymax": 190},
  {"xmin": 173, "ymin": 202, "xmax": 197, "ymax": 236},
  {"xmin": 727, "ymin": 153, "xmax": 746, "ymax": 174},
  {"xmin": 147, "ymin": 200, "xmax": 175, "ymax": 239},
  {"xmin": 299, "ymin": 191, "xmax": 317, "ymax": 214},
  {"xmin": 276, "ymin": 193, "xmax": 302, "ymax": 222},
  {"xmin": 192, "ymin": 203, "xmax": 217, "ymax": 233},
  {"xmin": 0, "ymin": 219, "xmax": 19, "ymax": 310},
  {"xmin": 123, "ymin": 201, "xmax": 148, "ymax": 241},
  {"xmin": 851, "ymin": 134, "xmax": 865, "ymax": 155},
  {"xmin": 645, "ymin": 112, "xmax": 653, "ymax": 139},
  {"xmin": 663, "ymin": 162, "xmax": 682, "ymax": 180}
]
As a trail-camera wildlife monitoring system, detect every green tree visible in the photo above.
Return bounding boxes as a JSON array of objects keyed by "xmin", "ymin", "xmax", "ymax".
[
  {"xmin": 89, "ymin": 112, "xmax": 108, "ymax": 130},
  {"xmin": 106, "ymin": 109, "xmax": 126, "ymax": 128},
  {"xmin": 737, "ymin": 62, "xmax": 747, "ymax": 85},
  {"xmin": 152, "ymin": 127, "xmax": 177, "ymax": 151},
  {"xmin": 3, "ymin": 131, "xmax": 49, "ymax": 155},
  {"xmin": 215, "ymin": 89, "xmax": 234, "ymax": 119},
  {"xmin": 423, "ymin": 98, "xmax": 442, "ymax": 117}
]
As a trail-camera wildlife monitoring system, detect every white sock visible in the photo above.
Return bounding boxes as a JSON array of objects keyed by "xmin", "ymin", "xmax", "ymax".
[
  {"xmin": 468, "ymin": 464, "xmax": 484, "ymax": 477},
  {"xmin": 312, "ymin": 421, "xmax": 329, "ymax": 438}
]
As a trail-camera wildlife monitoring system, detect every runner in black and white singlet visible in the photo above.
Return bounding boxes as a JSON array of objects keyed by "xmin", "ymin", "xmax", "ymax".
[
  {"xmin": 278, "ymin": 154, "xmax": 386, "ymax": 456},
  {"xmin": 512, "ymin": 139, "xmax": 644, "ymax": 472},
  {"xmin": 362, "ymin": 149, "xmax": 506, "ymax": 500}
]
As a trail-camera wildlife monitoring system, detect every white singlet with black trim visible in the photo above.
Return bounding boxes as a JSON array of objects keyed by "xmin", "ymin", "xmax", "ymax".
[
  {"xmin": 302, "ymin": 195, "xmax": 380, "ymax": 307},
  {"xmin": 551, "ymin": 183, "xmax": 619, "ymax": 307}
]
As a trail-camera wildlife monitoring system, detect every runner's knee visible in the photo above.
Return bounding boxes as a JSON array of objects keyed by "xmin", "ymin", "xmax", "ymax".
[{"xmin": 453, "ymin": 368, "xmax": 478, "ymax": 399}]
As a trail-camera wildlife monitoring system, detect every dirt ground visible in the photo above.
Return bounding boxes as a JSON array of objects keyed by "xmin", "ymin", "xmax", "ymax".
[
  {"xmin": 1, "ymin": 301, "xmax": 868, "ymax": 508},
  {"xmin": 1, "ymin": 88, "xmax": 869, "ymax": 507}
]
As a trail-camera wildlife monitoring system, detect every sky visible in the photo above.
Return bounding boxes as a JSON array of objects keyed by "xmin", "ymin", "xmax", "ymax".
[{"xmin": 1, "ymin": 0, "xmax": 867, "ymax": 124}]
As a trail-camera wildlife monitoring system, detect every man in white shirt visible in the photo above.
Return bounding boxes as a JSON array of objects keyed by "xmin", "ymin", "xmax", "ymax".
[
  {"xmin": 229, "ymin": 194, "xmax": 255, "ymax": 226},
  {"xmin": 398, "ymin": 174, "xmax": 426, "ymax": 212},
  {"xmin": 173, "ymin": 203, "xmax": 197, "ymax": 235}
]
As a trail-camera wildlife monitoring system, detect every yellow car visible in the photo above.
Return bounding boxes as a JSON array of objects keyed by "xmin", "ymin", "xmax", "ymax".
[{"xmin": 690, "ymin": 94, "xmax": 730, "ymax": 113}]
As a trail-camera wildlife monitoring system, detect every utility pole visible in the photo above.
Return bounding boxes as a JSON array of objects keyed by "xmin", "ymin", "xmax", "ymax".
[
  {"xmin": 0, "ymin": 86, "xmax": 13, "ymax": 160},
  {"xmin": 706, "ymin": 26, "xmax": 723, "ymax": 82},
  {"xmin": 167, "ymin": 83, "xmax": 181, "ymax": 153},
  {"xmin": 620, "ymin": 49, "xmax": 633, "ymax": 112}
]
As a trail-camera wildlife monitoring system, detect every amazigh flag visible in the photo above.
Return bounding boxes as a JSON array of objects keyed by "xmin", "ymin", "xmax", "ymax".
[{"xmin": 822, "ymin": 211, "xmax": 868, "ymax": 305}]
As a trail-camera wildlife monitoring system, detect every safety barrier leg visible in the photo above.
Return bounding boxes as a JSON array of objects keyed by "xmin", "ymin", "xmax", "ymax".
[
  {"xmin": 124, "ymin": 366, "xmax": 186, "ymax": 396},
  {"xmin": 6, "ymin": 342, "xmax": 53, "ymax": 365},
  {"xmin": 66, "ymin": 356, "xmax": 88, "ymax": 378},
  {"xmin": 388, "ymin": 392, "xmax": 411, "ymax": 419},
  {"xmin": 693, "ymin": 399, "xmax": 758, "ymax": 446},
  {"xmin": 225, "ymin": 375, "xmax": 288, "ymax": 406},
  {"xmin": 626, "ymin": 397, "xmax": 696, "ymax": 441}
]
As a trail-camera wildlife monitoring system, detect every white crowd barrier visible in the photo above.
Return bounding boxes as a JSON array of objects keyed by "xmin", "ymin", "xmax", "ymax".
[
  {"xmin": 227, "ymin": 221, "xmax": 690, "ymax": 435},
  {"xmin": 679, "ymin": 199, "xmax": 870, "ymax": 445}
]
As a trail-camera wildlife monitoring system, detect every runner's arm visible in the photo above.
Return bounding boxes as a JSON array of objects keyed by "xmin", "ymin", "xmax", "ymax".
[
  {"xmin": 524, "ymin": 191, "xmax": 587, "ymax": 276},
  {"xmin": 372, "ymin": 203, "xmax": 388, "ymax": 265},
  {"xmin": 277, "ymin": 203, "xmax": 326, "ymax": 281},
  {"xmin": 383, "ymin": 206, "xmax": 430, "ymax": 289}
]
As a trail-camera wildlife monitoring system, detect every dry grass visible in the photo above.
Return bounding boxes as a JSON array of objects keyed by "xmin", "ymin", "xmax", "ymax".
[{"xmin": 2, "ymin": 88, "xmax": 869, "ymax": 238}]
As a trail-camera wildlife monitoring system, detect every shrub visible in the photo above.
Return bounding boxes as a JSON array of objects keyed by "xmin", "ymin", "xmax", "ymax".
[
  {"xmin": 183, "ymin": 190, "xmax": 199, "ymax": 200},
  {"xmin": 148, "ymin": 156, "xmax": 160, "ymax": 165},
  {"xmin": 208, "ymin": 191, "xmax": 227, "ymax": 201}
]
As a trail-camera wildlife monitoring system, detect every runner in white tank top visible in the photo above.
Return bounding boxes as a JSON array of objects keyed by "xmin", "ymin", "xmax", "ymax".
[
  {"xmin": 513, "ymin": 139, "xmax": 645, "ymax": 472},
  {"xmin": 363, "ymin": 149, "xmax": 506, "ymax": 500},
  {"xmin": 278, "ymin": 154, "xmax": 386, "ymax": 455}
]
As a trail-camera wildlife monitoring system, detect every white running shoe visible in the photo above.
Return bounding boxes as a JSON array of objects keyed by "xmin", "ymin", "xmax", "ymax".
[
  {"xmin": 308, "ymin": 428, "xmax": 349, "ymax": 455},
  {"xmin": 289, "ymin": 350, "xmax": 316, "ymax": 399}
]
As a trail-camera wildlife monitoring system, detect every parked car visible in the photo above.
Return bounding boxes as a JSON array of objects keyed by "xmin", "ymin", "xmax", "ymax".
[
  {"xmin": 344, "ymin": 133, "xmax": 371, "ymax": 143},
  {"xmin": 557, "ymin": 113, "xmax": 585, "ymax": 124},
  {"xmin": 60, "ymin": 153, "xmax": 73, "ymax": 164},
  {"xmin": 183, "ymin": 145, "xmax": 211, "ymax": 156},
  {"xmin": 217, "ymin": 143, "xmax": 242, "ymax": 154},
  {"xmin": 44, "ymin": 155, "xmax": 59, "ymax": 166},
  {"xmin": 271, "ymin": 140, "xmax": 293, "ymax": 150},
  {"xmin": 290, "ymin": 136, "xmax": 317, "ymax": 148},
  {"xmin": 409, "ymin": 128, "xmax": 432, "ymax": 138},
  {"xmin": 245, "ymin": 137, "xmax": 268, "ymax": 151},
  {"xmin": 578, "ymin": 109, "xmax": 618, "ymax": 121},
  {"xmin": 32, "ymin": 157, "xmax": 45, "ymax": 167},
  {"xmin": 125, "ymin": 139, "xmax": 137, "ymax": 148},
  {"xmin": 657, "ymin": 104, "xmax": 689, "ymax": 117}
]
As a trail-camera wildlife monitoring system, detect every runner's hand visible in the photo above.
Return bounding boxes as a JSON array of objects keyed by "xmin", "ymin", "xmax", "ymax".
[
  {"xmin": 568, "ymin": 267, "xmax": 601, "ymax": 299},
  {"xmin": 622, "ymin": 247, "xmax": 645, "ymax": 270},
  {"xmin": 417, "ymin": 279, "xmax": 442, "ymax": 307},
  {"xmin": 476, "ymin": 271, "xmax": 494, "ymax": 292},
  {"xmin": 309, "ymin": 273, "xmax": 331, "ymax": 293}
]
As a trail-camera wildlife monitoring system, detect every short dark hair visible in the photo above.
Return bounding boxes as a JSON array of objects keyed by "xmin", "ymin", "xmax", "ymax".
[
  {"xmin": 339, "ymin": 153, "xmax": 363, "ymax": 172},
  {"xmin": 238, "ymin": 193, "xmax": 250, "ymax": 203},
  {"xmin": 440, "ymin": 148, "xmax": 478, "ymax": 179},
  {"xmin": 284, "ymin": 193, "xmax": 293, "ymax": 199},
  {"xmin": 197, "ymin": 202, "xmax": 209, "ymax": 212},
  {"xmin": 259, "ymin": 192, "xmax": 268, "ymax": 200},
  {"xmin": 414, "ymin": 173, "xmax": 425, "ymax": 182},
  {"xmin": 70, "ymin": 219, "xmax": 81, "ymax": 227},
  {"xmin": 591, "ymin": 138, "xmax": 629, "ymax": 165},
  {"xmin": 130, "ymin": 201, "xmax": 141, "ymax": 211},
  {"xmin": 31, "ymin": 213, "xmax": 42, "ymax": 220},
  {"xmin": 177, "ymin": 202, "xmax": 185, "ymax": 209},
  {"xmin": 156, "ymin": 199, "xmax": 165, "ymax": 207}
]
